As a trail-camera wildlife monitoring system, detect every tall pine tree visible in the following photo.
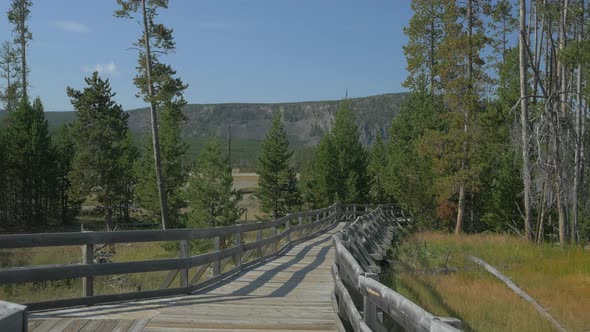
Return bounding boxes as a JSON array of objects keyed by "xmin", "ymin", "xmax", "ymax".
[
  {"xmin": 257, "ymin": 111, "xmax": 296, "ymax": 219},
  {"xmin": 187, "ymin": 138, "xmax": 241, "ymax": 228},
  {"xmin": 7, "ymin": 0, "xmax": 32, "ymax": 99},
  {"xmin": 67, "ymin": 72, "xmax": 132, "ymax": 231},
  {"xmin": 368, "ymin": 132, "xmax": 388, "ymax": 204},
  {"xmin": 4, "ymin": 97, "xmax": 55, "ymax": 226}
]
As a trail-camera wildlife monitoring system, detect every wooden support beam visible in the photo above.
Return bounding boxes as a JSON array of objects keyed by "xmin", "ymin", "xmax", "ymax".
[
  {"xmin": 213, "ymin": 236, "xmax": 221, "ymax": 276},
  {"xmin": 179, "ymin": 240, "xmax": 189, "ymax": 288},
  {"xmin": 82, "ymin": 243, "xmax": 93, "ymax": 297}
]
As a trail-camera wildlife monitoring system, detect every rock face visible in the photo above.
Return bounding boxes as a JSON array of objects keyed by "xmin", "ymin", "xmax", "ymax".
[
  {"xmin": 126, "ymin": 92, "xmax": 407, "ymax": 146},
  {"xmin": 0, "ymin": 92, "xmax": 408, "ymax": 146}
]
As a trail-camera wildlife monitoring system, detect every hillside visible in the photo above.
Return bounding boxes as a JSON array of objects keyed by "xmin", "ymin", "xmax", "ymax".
[{"xmin": 0, "ymin": 93, "xmax": 407, "ymax": 167}]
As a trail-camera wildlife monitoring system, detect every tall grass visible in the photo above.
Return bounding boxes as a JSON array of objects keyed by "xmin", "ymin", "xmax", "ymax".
[{"xmin": 389, "ymin": 232, "xmax": 590, "ymax": 331}]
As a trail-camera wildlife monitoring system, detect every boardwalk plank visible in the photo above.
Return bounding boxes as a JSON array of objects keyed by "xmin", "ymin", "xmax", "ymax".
[{"xmin": 29, "ymin": 225, "xmax": 341, "ymax": 332}]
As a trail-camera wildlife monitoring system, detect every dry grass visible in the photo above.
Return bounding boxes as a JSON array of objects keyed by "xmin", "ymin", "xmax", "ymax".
[
  {"xmin": 0, "ymin": 242, "xmax": 177, "ymax": 304},
  {"xmin": 0, "ymin": 172, "xmax": 272, "ymax": 305},
  {"xmin": 390, "ymin": 232, "xmax": 590, "ymax": 331}
]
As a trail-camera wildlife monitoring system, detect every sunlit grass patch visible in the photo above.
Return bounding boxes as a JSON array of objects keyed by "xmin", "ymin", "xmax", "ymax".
[{"xmin": 389, "ymin": 232, "xmax": 590, "ymax": 331}]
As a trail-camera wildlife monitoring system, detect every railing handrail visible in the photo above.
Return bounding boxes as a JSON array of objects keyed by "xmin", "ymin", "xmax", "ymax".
[
  {"xmin": 332, "ymin": 205, "xmax": 462, "ymax": 332},
  {"xmin": 0, "ymin": 206, "xmax": 339, "ymax": 249},
  {"xmin": 0, "ymin": 203, "xmax": 369, "ymax": 311}
]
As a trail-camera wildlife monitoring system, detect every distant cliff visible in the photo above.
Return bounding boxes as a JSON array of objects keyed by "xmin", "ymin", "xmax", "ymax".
[{"xmin": 0, "ymin": 92, "xmax": 408, "ymax": 147}]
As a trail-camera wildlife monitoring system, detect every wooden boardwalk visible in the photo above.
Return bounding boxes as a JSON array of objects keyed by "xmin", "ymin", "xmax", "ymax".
[{"xmin": 27, "ymin": 225, "xmax": 341, "ymax": 332}]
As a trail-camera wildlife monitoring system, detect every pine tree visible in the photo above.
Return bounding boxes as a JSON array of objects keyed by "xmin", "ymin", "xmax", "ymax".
[
  {"xmin": 53, "ymin": 124, "xmax": 81, "ymax": 223},
  {"xmin": 116, "ymin": 0, "xmax": 187, "ymax": 229},
  {"xmin": 330, "ymin": 99, "xmax": 369, "ymax": 203},
  {"xmin": 187, "ymin": 138, "xmax": 241, "ymax": 228},
  {"xmin": 403, "ymin": 0, "xmax": 444, "ymax": 93},
  {"xmin": 67, "ymin": 72, "xmax": 132, "ymax": 231},
  {"xmin": 4, "ymin": 97, "xmax": 55, "ymax": 225},
  {"xmin": 257, "ymin": 111, "xmax": 295, "ymax": 219},
  {"xmin": 284, "ymin": 166, "xmax": 302, "ymax": 212},
  {"xmin": 368, "ymin": 132, "xmax": 387, "ymax": 204},
  {"xmin": 431, "ymin": 0, "xmax": 489, "ymax": 234},
  {"xmin": 7, "ymin": 0, "xmax": 32, "ymax": 99},
  {"xmin": 0, "ymin": 41, "xmax": 20, "ymax": 113},
  {"xmin": 135, "ymin": 100, "xmax": 188, "ymax": 228},
  {"xmin": 301, "ymin": 135, "xmax": 337, "ymax": 209},
  {"xmin": 0, "ymin": 133, "xmax": 8, "ymax": 224},
  {"xmin": 386, "ymin": 88, "xmax": 442, "ymax": 226},
  {"xmin": 114, "ymin": 131, "xmax": 139, "ymax": 223}
]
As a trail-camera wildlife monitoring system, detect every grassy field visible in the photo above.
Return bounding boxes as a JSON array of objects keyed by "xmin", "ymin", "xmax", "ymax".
[
  {"xmin": 0, "ymin": 172, "xmax": 268, "ymax": 304},
  {"xmin": 0, "ymin": 228, "xmax": 286, "ymax": 304},
  {"xmin": 389, "ymin": 232, "xmax": 590, "ymax": 331}
]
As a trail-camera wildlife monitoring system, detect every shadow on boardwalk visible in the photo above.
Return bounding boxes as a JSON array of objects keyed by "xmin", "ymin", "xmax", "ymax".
[{"xmin": 32, "ymin": 225, "xmax": 337, "ymax": 320}]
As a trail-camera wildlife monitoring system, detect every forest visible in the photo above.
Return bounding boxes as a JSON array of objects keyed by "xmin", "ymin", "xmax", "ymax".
[{"xmin": 0, "ymin": 0, "xmax": 589, "ymax": 248}]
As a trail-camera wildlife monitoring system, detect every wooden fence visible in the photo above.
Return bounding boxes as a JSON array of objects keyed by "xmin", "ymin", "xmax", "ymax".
[
  {"xmin": 332, "ymin": 205, "xmax": 463, "ymax": 332},
  {"xmin": 0, "ymin": 204, "xmax": 370, "ymax": 311}
]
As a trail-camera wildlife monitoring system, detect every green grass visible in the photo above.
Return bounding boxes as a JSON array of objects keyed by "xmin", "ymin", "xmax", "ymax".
[{"xmin": 389, "ymin": 232, "xmax": 590, "ymax": 332}]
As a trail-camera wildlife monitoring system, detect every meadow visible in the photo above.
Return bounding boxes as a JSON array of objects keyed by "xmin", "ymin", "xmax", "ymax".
[
  {"xmin": 389, "ymin": 232, "xmax": 590, "ymax": 331},
  {"xmin": 0, "ymin": 172, "xmax": 266, "ymax": 304}
]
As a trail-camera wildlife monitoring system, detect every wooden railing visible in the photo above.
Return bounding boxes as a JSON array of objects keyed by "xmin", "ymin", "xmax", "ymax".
[
  {"xmin": 332, "ymin": 205, "xmax": 463, "ymax": 332},
  {"xmin": 0, "ymin": 204, "xmax": 370, "ymax": 311}
]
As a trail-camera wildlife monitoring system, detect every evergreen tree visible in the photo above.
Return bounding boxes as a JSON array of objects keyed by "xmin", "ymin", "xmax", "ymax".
[
  {"xmin": 7, "ymin": 0, "xmax": 32, "ymax": 98},
  {"xmin": 386, "ymin": 88, "xmax": 442, "ymax": 226},
  {"xmin": 0, "ymin": 41, "xmax": 20, "ymax": 113},
  {"xmin": 0, "ymin": 133, "xmax": 8, "ymax": 224},
  {"xmin": 403, "ymin": 0, "xmax": 444, "ymax": 93},
  {"xmin": 368, "ymin": 132, "xmax": 387, "ymax": 204},
  {"xmin": 284, "ymin": 166, "xmax": 302, "ymax": 212},
  {"xmin": 114, "ymin": 131, "xmax": 139, "ymax": 223},
  {"xmin": 301, "ymin": 136, "xmax": 337, "ymax": 209},
  {"xmin": 257, "ymin": 111, "xmax": 295, "ymax": 219},
  {"xmin": 53, "ymin": 124, "xmax": 81, "ymax": 224},
  {"xmin": 67, "ymin": 72, "xmax": 132, "ymax": 231},
  {"xmin": 187, "ymin": 138, "xmax": 241, "ymax": 228},
  {"xmin": 426, "ymin": 0, "xmax": 489, "ymax": 233},
  {"xmin": 330, "ymin": 99, "xmax": 369, "ymax": 203},
  {"xmin": 116, "ymin": 0, "xmax": 187, "ymax": 229},
  {"xmin": 3, "ymin": 97, "xmax": 56, "ymax": 225},
  {"xmin": 135, "ymin": 100, "xmax": 188, "ymax": 228}
]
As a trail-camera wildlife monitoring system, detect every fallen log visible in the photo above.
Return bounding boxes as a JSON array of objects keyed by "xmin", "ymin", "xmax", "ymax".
[{"xmin": 468, "ymin": 255, "xmax": 567, "ymax": 332}]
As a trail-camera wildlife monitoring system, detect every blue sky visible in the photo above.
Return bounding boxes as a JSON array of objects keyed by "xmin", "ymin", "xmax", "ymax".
[{"xmin": 0, "ymin": 1, "xmax": 412, "ymax": 112}]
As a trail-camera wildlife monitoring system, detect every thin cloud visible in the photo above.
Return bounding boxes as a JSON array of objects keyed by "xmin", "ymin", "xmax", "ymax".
[
  {"xmin": 55, "ymin": 20, "xmax": 90, "ymax": 33},
  {"xmin": 84, "ymin": 61, "xmax": 119, "ymax": 76}
]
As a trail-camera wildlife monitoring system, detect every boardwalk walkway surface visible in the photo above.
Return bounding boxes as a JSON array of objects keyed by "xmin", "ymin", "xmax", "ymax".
[{"xmin": 27, "ymin": 224, "xmax": 342, "ymax": 332}]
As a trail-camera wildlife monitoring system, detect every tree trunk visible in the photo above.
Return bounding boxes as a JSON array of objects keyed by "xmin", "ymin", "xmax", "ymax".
[
  {"xmin": 104, "ymin": 188, "xmax": 113, "ymax": 232},
  {"xmin": 520, "ymin": 0, "xmax": 534, "ymax": 241},
  {"xmin": 536, "ymin": 181, "xmax": 546, "ymax": 244},
  {"xmin": 572, "ymin": 0, "xmax": 584, "ymax": 245},
  {"xmin": 456, "ymin": 0, "xmax": 473, "ymax": 235},
  {"xmin": 141, "ymin": 0, "xmax": 168, "ymax": 230},
  {"xmin": 20, "ymin": 0, "xmax": 26, "ymax": 99},
  {"xmin": 556, "ymin": 0, "xmax": 569, "ymax": 244}
]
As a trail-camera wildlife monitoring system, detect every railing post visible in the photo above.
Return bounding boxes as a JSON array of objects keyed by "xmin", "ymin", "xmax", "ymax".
[
  {"xmin": 82, "ymin": 243, "xmax": 93, "ymax": 297},
  {"xmin": 256, "ymin": 222, "xmax": 263, "ymax": 258},
  {"xmin": 316, "ymin": 212, "xmax": 320, "ymax": 233},
  {"xmin": 363, "ymin": 272, "xmax": 380, "ymax": 330},
  {"xmin": 286, "ymin": 219, "xmax": 291, "ymax": 243},
  {"xmin": 272, "ymin": 225, "xmax": 278, "ymax": 254},
  {"xmin": 235, "ymin": 225, "xmax": 242, "ymax": 269},
  {"xmin": 298, "ymin": 216, "xmax": 303, "ymax": 238},
  {"xmin": 180, "ymin": 240, "xmax": 189, "ymax": 288},
  {"xmin": 213, "ymin": 236, "xmax": 221, "ymax": 276}
]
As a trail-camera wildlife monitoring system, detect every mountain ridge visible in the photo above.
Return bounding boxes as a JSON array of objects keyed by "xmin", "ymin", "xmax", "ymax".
[{"xmin": 0, "ymin": 92, "xmax": 407, "ymax": 166}]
